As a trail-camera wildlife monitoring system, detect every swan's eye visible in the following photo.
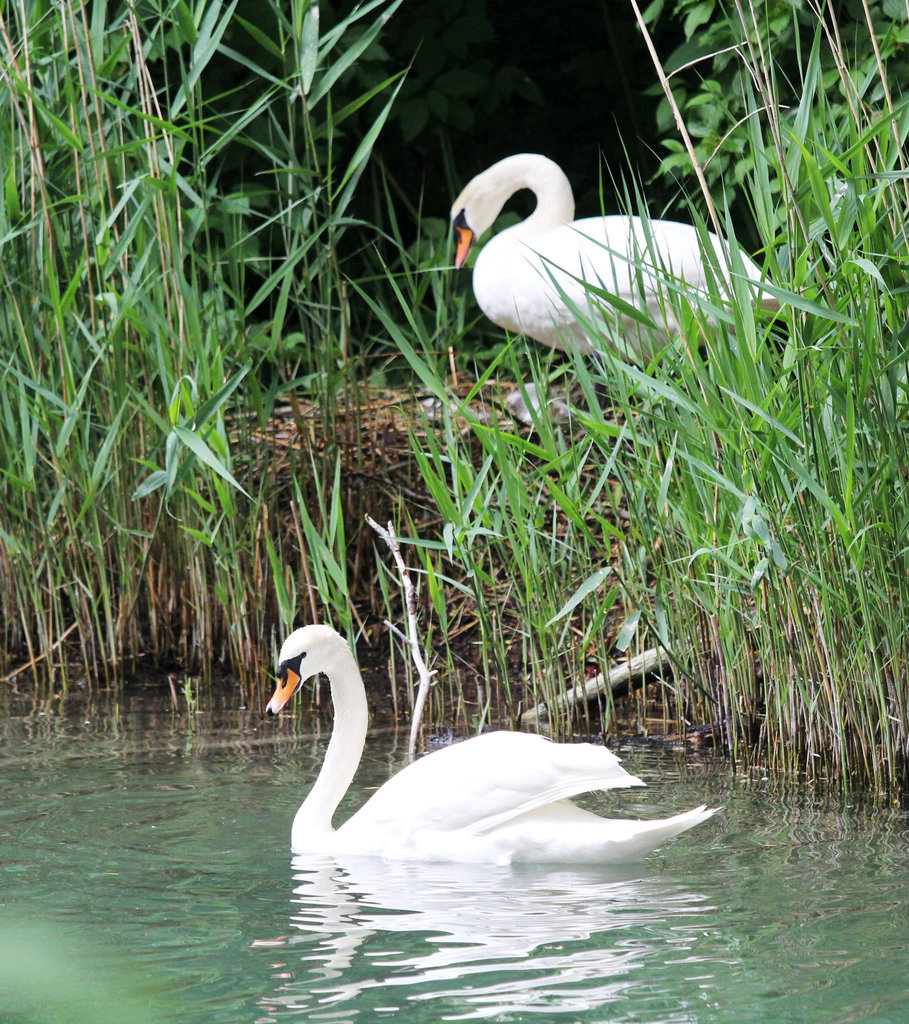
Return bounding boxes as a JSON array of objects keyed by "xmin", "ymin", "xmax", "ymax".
[{"xmin": 277, "ymin": 651, "xmax": 307, "ymax": 688}]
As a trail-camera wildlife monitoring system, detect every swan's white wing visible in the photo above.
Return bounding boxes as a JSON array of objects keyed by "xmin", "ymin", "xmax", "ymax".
[
  {"xmin": 472, "ymin": 217, "xmax": 673, "ymax": 351},
  {"xmin": 473, "ymin": 215, "xmax": 765, "ymax": 353},
  {"xmin": 557, "ymin": 216, "xmax": 762, "ymax": 290},
  {"xmin": 343, "ymin": 731, "xmax": 643, "ymax": 837}
]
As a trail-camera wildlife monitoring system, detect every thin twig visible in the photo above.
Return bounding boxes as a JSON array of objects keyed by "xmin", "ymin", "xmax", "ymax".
[
  {"xmin": 366, "ymin": 514, "xmax": 435, "ymax": 756},
  {"xmin": 0, "ymin": 622, "xmax": 79, "ymax": 683}
]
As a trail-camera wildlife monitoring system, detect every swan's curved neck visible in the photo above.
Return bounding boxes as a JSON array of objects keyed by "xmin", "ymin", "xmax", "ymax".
[
  {"xmin": 493, "ymin": 154, "xmax": 575, "ymax": 235},
  {"xmin": 293, "ymin": 644, "xmax": 369, "ymax": 838}
]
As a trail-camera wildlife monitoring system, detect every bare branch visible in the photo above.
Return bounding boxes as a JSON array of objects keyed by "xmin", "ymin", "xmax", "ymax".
[
  {"xmin": 521, "ymin": 647, "xmax": 670, "ymax": 729},
  {"xmin": 366, "ymin": 515, "xmax": 436, "ymax": 755}
]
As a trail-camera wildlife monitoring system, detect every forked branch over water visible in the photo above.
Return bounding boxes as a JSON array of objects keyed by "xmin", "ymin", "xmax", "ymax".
[{"xmin": 366, "ymin": 514, "xmax": 435, "ymax": 755}]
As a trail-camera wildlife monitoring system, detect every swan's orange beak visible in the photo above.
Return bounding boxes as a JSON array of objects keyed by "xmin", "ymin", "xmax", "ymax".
[
  {"xmin": 452, "ymin": 209, "xmax": 475, "ymax": 269},
  {"xmin": 454, "ymin": 226, "xmax": 474, "ymax": 269},
  {"xmin": 266, "ymin": 666, "xmax": 300, "ymax": 715}
]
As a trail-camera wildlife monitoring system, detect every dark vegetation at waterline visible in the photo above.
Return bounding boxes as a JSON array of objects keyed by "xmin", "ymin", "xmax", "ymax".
[{"xmin": 2, "ymin": 0, "xmax": 909, "ymax": 792}]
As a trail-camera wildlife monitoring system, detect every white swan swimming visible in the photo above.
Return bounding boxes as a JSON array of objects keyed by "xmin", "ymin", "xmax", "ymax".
[
  {"xmin": 451, "ymin": 153, "xmax": 771, "ymax": 356},
  {"xmin": 267, "ymin": 624, "xmax": 718, "ymax": 864}
]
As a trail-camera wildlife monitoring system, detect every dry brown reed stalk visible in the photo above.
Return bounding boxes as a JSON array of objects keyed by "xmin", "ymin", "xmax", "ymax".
[{"xmin": 628, "ymin": 0, "xmax": 721, "ymax": 236}]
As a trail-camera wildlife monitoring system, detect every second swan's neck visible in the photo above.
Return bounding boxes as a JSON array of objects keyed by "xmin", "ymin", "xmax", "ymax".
[
  {"xmin": 490, "ymin": 154, "xmax": 576, "ymax": 235},
  {"xmin": 452, "ymin": 154, "xmax": 577, "ymax": 242},
  {"xmin": 293, "ymin": 643, "xmax": 369, "ymax": 838}
]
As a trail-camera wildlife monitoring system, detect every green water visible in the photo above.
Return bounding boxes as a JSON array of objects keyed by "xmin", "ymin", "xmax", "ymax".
[{"xmin": 1, "ymin": 689, "xmax": 908, "ymax": 1023}]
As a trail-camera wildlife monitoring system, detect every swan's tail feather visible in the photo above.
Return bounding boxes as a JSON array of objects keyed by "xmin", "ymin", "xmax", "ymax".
[
  {"xmin": 604, "ymin": 804, "xmax": 720, "ymax": 861},
  {"xmin": 489, "ymin": 801, "xmax": 720, "ymax": 864}
]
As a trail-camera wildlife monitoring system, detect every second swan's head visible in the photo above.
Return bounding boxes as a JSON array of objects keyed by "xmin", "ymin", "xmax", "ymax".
[
  {"xmin": 266, "ymin": 624, "xmax": 350, "ymax": 715},
  {"xmin": 450, "ymin": 154, "xmax": 537, "ymax": 269},
  {"xmin": 449, "ymin": 153, "xmax": 571, "ymax": 269}
]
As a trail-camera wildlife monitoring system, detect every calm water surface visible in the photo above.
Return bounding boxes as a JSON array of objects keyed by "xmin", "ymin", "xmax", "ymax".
[{"xmin": 1, "ymin": 687, "xmax": 908, "ymax": 1023}]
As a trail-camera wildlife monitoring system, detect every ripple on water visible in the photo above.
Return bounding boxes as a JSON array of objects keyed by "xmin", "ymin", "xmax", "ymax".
[{"xmin": 2, "ymin": 704, "xmax": 908, "ymax": 1023}]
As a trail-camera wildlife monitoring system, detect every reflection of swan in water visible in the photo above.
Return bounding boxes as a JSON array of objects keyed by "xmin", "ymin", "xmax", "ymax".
[{"xmin": 256, "ymin": 854, "xmax": 718, "ymax": 1019}]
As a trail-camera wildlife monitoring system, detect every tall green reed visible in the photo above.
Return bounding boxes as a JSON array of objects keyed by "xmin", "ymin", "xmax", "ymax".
[
  {"xmin": 0, "ymin": 0, "xmax": 400, "ymax": 687},
  {"xmin": 360, "ymin": 264, "xmax": 627, "ymax": 734},
  {"xmin": 359, "ymin": 9, "xmax": 909, "ymax": 787},
  {"xmin": 569, "ymin": 15, "xmax": 909, "ymax": 788}
]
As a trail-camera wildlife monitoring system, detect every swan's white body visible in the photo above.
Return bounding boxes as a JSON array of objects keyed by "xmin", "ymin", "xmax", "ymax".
[
  {"xmin": 451, "ymin": 153, "xmax": 771, "ymax": 356},
  {"xmin": 267, "ymin": 625, "xmax": 718, "ymax": 865}
]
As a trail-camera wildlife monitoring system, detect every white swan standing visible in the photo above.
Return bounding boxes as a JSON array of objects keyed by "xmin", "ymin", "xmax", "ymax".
[
  {"xmin": 267, "ymin": 624, "xmax": 718, "ymax": 864},
  {"xmin": 451, "ymin": 153, "xmax": 771, "ymax": 357}
]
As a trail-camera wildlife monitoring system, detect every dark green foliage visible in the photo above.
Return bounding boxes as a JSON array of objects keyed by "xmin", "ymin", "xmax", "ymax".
[{"xmin": 644, "ymin": 1, "xmax": 909, "ymax": 220}]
